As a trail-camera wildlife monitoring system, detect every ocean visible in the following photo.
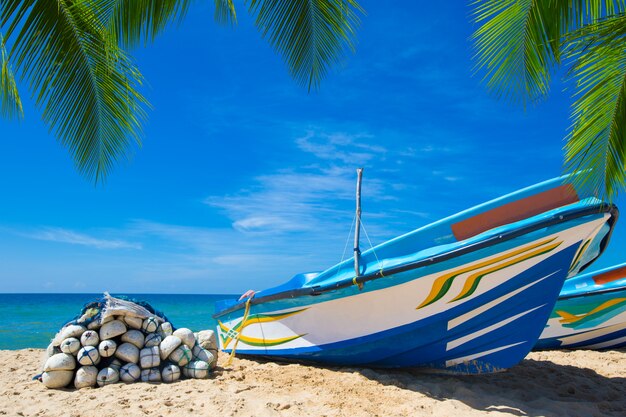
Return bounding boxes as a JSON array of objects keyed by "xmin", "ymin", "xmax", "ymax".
[{"xmin": 0, "ymin": 293, "xmax": 236, "ymax": 350}]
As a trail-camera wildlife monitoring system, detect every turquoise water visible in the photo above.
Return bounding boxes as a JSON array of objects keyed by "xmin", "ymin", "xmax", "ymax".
[{"xmin": 0, "ymin": 293, "xmax": 237, "ymax": 350}]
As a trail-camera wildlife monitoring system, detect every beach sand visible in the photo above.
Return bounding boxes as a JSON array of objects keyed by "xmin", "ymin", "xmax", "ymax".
[{"xmin": 0, "ymin": 349, "xmax": 624, "ymax": 417}]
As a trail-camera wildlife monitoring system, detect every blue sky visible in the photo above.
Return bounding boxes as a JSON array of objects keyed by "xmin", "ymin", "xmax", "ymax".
[{"xmin": 1, "ymin": 1, "xmax": 624, "ymax": 293}]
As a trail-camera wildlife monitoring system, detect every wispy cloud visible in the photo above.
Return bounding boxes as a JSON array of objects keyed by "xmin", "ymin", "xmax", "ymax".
[
  {"xmin": 113, "ymin": 220, "xmax": 337, "ymax": 292},
  {"xmin": 20, "ymin": 227, "xmax": 142, "ymax": 250},
  {"xmin": 205, "ymin": 167, "xmax": 357, "ymax": 234},
  {"xmin": 204, "ymin": 129, "xmax": 402, "ymax": 238},
  {"xmin": 295, "ymin": 130, "xmax": 386, "ymax": 164}
]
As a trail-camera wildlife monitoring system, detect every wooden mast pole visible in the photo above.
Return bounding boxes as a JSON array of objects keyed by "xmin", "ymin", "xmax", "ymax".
[{"xmin": 354, "ymin": 168, "xmax": 363, "ymax": 277}]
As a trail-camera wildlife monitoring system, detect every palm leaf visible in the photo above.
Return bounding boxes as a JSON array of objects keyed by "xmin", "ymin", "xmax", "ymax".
[
  {"xmin": 215, "ymin": 0, "xmax": 237, "ymax": 25},
  {"xmin": 564, "ymin": 14, "xmax": 626, "ymax": 199},
  {"xmin": 102, "ymin": 0, "xmax": 192, "ymax": 48},
  {"xmin": 1, "ymin": 0, "xmax": 148, "ymax": 182},
  {"xmin": 541, "ymin": 1, "xmax": 626, "ymax": 62},
  {"xmin": 471, "ymin": 0, "xmax": 626, "ymax": 104},
  {"xmin": 0, "ymin": 32, "xmax": 22, "ymax": 118},
  {"xmin": 247, "ymin": 0, "xmax": 363, "ymax": 91},
  {"xmin": 471, "ymin": 0, "xmax": 557, "ymax": 104}
]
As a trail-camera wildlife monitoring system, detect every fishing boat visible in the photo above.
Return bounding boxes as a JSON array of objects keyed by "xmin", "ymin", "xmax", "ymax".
[
  {"xmin": 536, "ymin": 263, "xmax": 626, "ymax": 350},
  {"xmin": 214, "ymin": 170, "xmax": 618, "ymax": 374}
]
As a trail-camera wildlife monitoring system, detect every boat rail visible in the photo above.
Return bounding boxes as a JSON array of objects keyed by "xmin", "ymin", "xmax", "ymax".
[{"xmin": 213, "ymin": 203, "xmax": 618, "ymax": 319}]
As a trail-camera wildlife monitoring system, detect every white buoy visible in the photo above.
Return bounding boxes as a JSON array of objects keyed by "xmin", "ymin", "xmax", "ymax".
[
  {"xmin": 159, "ymin": 335, "xmax": 181, "ymax": 360},
  {"xmin": 144, "ymin": 333, "xmax": 161, "ymax": 348},
  {"xmin": 46, "ymin": 342, "xmax": 60, "ymax": 358},
  {"xmin": 183, "ymin": 360, "xmax": 210, "ymax": 379},
  {"xmin": 121, "ymin": 330, "xmax": 145, "ymax": 349},
  {"xmin": 142, "ymin": 317, "xmax": 159, "ymax": 333},
  {"xmin": 140, "ymin": 368, "xmax": 161, "ymax": 383},
  {"xmin": 193, "ymin": 347, "xmax": 215, "ymax": 368},
  {"xmin": 195, "ymin": 329, "xmax": 218, "ymax": 359},
  {"xmin": 139, "ymin": 346, "xmax": 160, "ymax": 369},
  {"xmin": 87, "ymin": 320, "xmax": 100, "ymax": 331},
  {"xmin": 99, "ymin": 320, "xmax": 126, "ymax": 340},
  {"xmin": 123, "ymin": 316, "xmax": 143, "ymax": 330},
  {"xmin": 98, "ymin": 340, "xmax": 117, "ymax": 358},
  {"xmin": 158, "ymin": 322, "xmax": 173, "ymax": 338},
  {"xmin": 115, "ymin": 342, "xmax": 139, "ymax": 364},
  {"xmin": 59, "ymin": 338, "xmax": 81, "ymax": 355},
  {"xmin": 96, "ymin": 367, "xmax": 119, "ymax": 387},
  {"xmin": 119, "ymin": 363, "xmax": 141, "ymax": 383},
  {"xmin": 74, "ymin": 366, "xmax": 98, "ymax": 389},
  {"xmin": 108, "ymin": 358, "xmax": 123, "ymax": 371},
  {"xmin": 173, "ymin": 328, "xmax": 195, "ymax": 348},
  {"xmin": 170, "ymin": 345, "xmax": 192, "ymax": 367},
  {"xmin": 192, "ymin": 342, "xmax": 202, "ymax": 357},
  {"xmin": 81, "ymin": 330, "xmax": 99, "ymax": 347},
  {"xmin": 56, "ymin": 325, "xmax": 87, "ymax": 344},
  {"xmin": 161, "ymin": 364, "xmax": 180, "ymax": 383},
  {"xmin": 44, "ymin": 353, "xmax": 76, "ymax": 372},
  {"xmin": 42, "ymin": 370, "xmax": 74, "ymax": 389},
  {"xmin": 77, "ymin": 346, "xmax": 100, "ymax": 366},
  {"xmin": 195, "ymin": 330, "xmax": 217, "ymax": 351}
]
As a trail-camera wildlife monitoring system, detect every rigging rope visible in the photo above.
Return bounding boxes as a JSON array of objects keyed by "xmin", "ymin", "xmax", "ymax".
[
  {"xmin": 340, "ymin": 213, "xmax": 357, "ymax": 264},
  {"xmin": 360, "ymin": 218, "xmax": 384, "ymax": 274},
  {"xmin": 225, "ymin": 297, "xmax": 252, "ymax": 367}
]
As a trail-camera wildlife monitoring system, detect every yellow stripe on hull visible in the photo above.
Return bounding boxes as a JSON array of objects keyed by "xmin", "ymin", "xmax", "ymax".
[
  {"xmin": 417, "ymin": 237, "xmax": 558, "ymax": 309},
  {"xmin": 219, "ymin": 308, "xmax": 308, "ymax": 348},
  {"xmin": 450, "ymin": 241, "xmax": 562, "ymax": 302},
  {"xmin": 556, "ymin": 298, "xmax": 626, "ymax": 324}
]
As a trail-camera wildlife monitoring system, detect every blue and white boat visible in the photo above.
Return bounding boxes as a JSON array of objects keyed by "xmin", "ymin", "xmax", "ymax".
[
  {"xmin": 214, "ymin": 171, "xmax": 618, "ymax": 374},
  {"xmin": 536, "ymin": 263, "xmax": 626, "ymax": 350}
]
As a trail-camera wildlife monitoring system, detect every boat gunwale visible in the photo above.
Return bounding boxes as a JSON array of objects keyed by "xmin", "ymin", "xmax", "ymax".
[
  {"xmin": 213, "ymin": 203, "xmax": 619, "ymax": 319},
  {"xmin": 556, "ymin": 283, "xmax": 626, "ymax": 302}
]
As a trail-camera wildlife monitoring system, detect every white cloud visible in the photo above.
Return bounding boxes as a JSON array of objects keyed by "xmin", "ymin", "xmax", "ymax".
[
  {"xmin": 295, "ymin": 130, "xmax": 386, "ymax": 165},
  {"xmin": 202, "ymin": 128, "xmax": 436, "ymax": 244},
  {"xmin": 206, "ymin": 167, "xmax": 354, "ymax": 233},
  {"xmin": 21, "ymin": 227, "xmax": 142, "ymax": 250}
]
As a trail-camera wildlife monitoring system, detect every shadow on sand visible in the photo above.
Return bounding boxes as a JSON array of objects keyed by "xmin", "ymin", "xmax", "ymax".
[
  {"xmin": 347, "ymin": 357, "xmax": 626, "ymax": 417},
  {"xmin": 234, "ymin": 351, "xmax": 625, "ymax": 416}
]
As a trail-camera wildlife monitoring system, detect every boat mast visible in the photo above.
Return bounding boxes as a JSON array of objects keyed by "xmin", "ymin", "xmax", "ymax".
[{"xmin": 354, "ymin": 168, "xmax": 363, "ymax": 277}]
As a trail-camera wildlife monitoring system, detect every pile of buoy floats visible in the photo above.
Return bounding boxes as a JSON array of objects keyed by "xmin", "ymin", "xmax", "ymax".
[{"xmin": 39, "ymin": 293, "xmax": 218, "ymax": 389}]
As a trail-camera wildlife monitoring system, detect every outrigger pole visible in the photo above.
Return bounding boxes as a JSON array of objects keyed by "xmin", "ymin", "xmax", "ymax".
[{"xmin": 354, "ymin": 168, "xmax": 363, "ymax": 277}]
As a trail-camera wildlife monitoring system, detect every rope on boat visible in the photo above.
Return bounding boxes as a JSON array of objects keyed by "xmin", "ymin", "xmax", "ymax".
[
  {"xmin": 348, "ymin": 218, "xmax": 384, "ymax": 290},
  {"xmin": 360, "ymin": 219, "xmax": 385, "ymax": 277},
  {"xmin": 340, "ymin": 213, "xmax": 357, "ymax": 264},
  {"xmin": 225, "ymin": 297, "xmax": 252, "ymax": 367}
]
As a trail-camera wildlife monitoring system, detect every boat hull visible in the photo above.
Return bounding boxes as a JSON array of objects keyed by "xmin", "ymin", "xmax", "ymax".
[
  {"xmin": 217, "ymin": 214, "xmax": 613, "ymax": 374},
  {"xmin": 536, "ymin": 264, "xmax": 626, "ymax": 350}
]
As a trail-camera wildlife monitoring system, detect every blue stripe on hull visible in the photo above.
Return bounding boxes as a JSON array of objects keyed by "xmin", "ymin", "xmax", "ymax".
[
  {"xmin": 536, "ymin": 327, "xmax": 626, "ymax": 350},
  {"xmin": 536, "ymin": 274, "xmax": 626, "ymax": 351},
  {"xmin": 231, "ymin": 244, "xmax": 577, "ymax": 374}
]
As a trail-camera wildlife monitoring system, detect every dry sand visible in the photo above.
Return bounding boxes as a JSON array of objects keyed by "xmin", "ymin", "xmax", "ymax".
[{"xmin": 0, "ymin": 349, "xmax": 624, "ymax": 417}]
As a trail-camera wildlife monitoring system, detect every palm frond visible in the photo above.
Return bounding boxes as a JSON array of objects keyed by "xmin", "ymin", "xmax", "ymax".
[
  {"xmin": 550, "ymin": 1, "xmax": 626, "ymax": 60},
  {"xmin": 103, "ymin": 0, "xmax": 192, "ymax": 48},
  {"xmin": 564, "ymin": 13, "xmax": 626, "ymax": 200},
  {"xmin": 0, "ymin": 32, "xmax": 22, "ymax": 119},
  {"xmin": 471, "ymin": 0, "xmax": 626, "ymax": 104},
  {"xmin": 215, "ymin": 0, "xmax": 237, "ymax": 25},
  {"xmin": 2, "ymin": 0, "xmax": 148, "ymax": 182},
  {"xmin": 471, "ymin": 0, "xmax": 556, "ymax": 104},
  {"xmin": 247, "ymin": 0, "xmax": 363, "ymax": 91}
]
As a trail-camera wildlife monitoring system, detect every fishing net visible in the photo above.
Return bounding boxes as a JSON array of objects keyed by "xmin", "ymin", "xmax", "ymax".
[
  {"xmin": 100, "ymin": 293, "xmax": 167, "ymax": 324},
  {"xmin": 51, "ymin": 292, "xmax": 171, "ymax": 346}
]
